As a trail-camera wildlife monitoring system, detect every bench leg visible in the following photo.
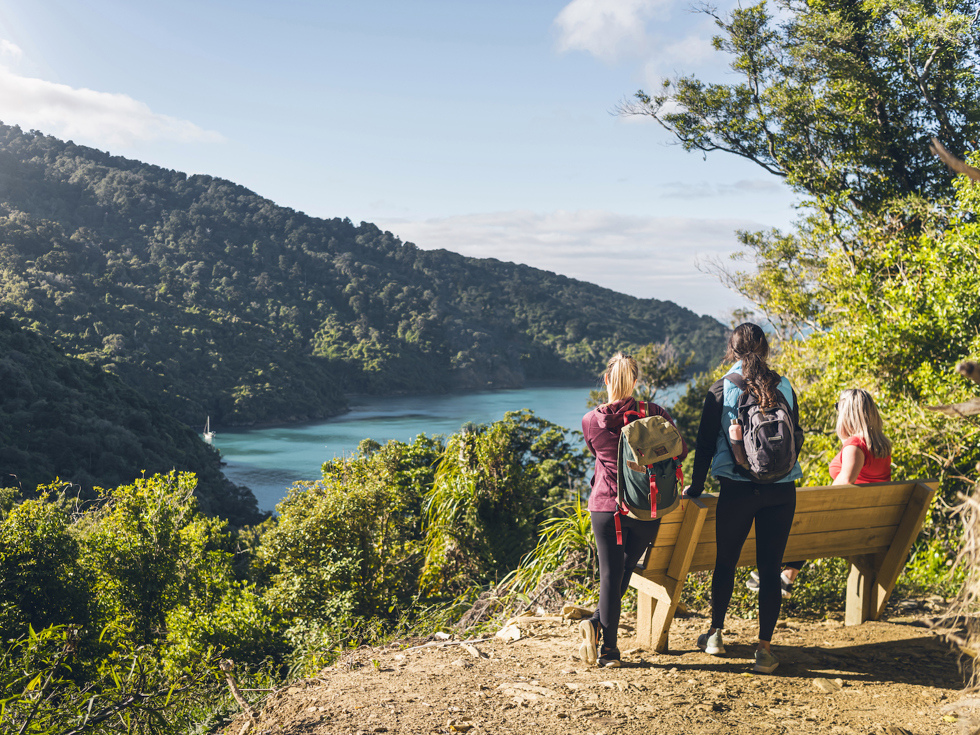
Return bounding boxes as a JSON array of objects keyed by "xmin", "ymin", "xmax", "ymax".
[
  {"xmin": 630, "ymin": 574, "xmax": 676, "ymax": 653},
  {"xmin": 649, "ymin": 584, "xmax": 681, "ymax": 653},
  {"xmin": 630, "ymin": 498, "xmax": 708, "ymax": 653},
  {"xmin": 636, "ymin": 590, "xmax": 654, "ymax": 648},
  {"xmin": 845, "ymin": 554, "xmax": 876, "ymax": 626},
  {"xmin": 871, "ymin": 483, "xmax": 935, "ymax": 620}
]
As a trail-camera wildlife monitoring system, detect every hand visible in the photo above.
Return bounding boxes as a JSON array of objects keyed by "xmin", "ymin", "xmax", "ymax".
[{"xmin": 682, "ymin": 484, "xmax": 702, "ymax": 498}]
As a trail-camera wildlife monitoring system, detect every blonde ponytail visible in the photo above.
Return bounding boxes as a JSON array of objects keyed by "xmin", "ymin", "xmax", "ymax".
[{"xmin": 605, "ymin": 352, "xmax": 639, "ymax": 402}]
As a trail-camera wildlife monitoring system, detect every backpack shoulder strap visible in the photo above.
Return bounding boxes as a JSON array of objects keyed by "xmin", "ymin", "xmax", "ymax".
[
  {"xmin": 724, "ymin": 372, "xmax": 748, "ymax": 391},
  {"xmin": 638, "ymin": 401, "xmax": 647, "ymax": 418}
]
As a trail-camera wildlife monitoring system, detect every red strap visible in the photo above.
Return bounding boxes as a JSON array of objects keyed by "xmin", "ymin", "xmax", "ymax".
[
  {"xmin": 614, "ymin": 512, "xmax": 623, "ymax": 546},
  {"xmin": 649, "ymin": 475, "xmax": 658, "ymax": 519},
  {"xmin": 638, "ymin": 401, "xmax": 647, "ymax": 418}
]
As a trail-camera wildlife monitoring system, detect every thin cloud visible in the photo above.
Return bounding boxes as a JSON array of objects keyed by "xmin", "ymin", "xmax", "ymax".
[
  {"xmin": 554, "ymin": 1, "xmax": 728, "ymax": 90},
  {"xmin": 376, "ymin": 209, "xmax": 759, "ymax": 317},
  {"xmin": 0, "ymin": 60, "xmax": 223, "ymax": 148},
  {"xmin": 554, "ymin": 0, "xmax": 664, "ymax": 62},
  {"xmin": 0, "ymin": 40, "xmax": 22, "ymax": 60},
  {"xmin": 660, "ymin": 179, "xmax": 786, "ymax": 199}
]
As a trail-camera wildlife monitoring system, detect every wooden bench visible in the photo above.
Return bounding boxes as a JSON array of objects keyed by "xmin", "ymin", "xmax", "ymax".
[{"xmin": 629, "ymin": 479, "xmax": 939, "ymax": 652}]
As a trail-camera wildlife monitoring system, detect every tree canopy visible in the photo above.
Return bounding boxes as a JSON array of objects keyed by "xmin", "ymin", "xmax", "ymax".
[{"xmin": 623, "ymin": 0, "xmax": 980, "ymax": 221}]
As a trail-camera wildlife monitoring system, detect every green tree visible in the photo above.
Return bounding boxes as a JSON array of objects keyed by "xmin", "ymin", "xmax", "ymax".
[
  {"xmin": 628, "ymin": 0, "xmax": 980, "ymax": 574},
  {"xmin": 0, "ymin": 489, "xmax": 90, "ymax": 639},
  {"xmin": 624, "ymin": 0, "xmax": 980, "ymax": 217},
  {"xmin": 255, "ymin": 436, "xmax": 442, "ymax": 623},
  {"xmin": 420, "ymin": 411, "xmax": 588, "ymax": 595},
  {"xmin": 622, "ymin": 0, "xmax": 980, "ymax": 334}
]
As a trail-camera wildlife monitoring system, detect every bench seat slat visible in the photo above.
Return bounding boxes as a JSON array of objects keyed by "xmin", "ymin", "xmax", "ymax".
[
  {"xmin": 654, "ymin": 482, "xmax": 918, "ymax": 528},
  {"xmin": 650, "ymin": 504, "xmax": 906, "ymax": 549},
  {"xmin": 641, "ymin": 525, "xmax": 900, "ymax": 576}
]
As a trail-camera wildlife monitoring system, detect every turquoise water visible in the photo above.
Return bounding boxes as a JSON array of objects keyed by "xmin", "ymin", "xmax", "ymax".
[{"xmin": 215, "ymin": 383, "xmax": 684, "ymax": 511}]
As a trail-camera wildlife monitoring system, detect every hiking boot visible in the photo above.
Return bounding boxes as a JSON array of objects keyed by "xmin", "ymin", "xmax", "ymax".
[
  {"xmin": 753, "ymin": 647, "xmax": 779, "ymax": 674},
  {"xmin": 697, "ymin": 629, "xmax": 725, "ymax": 655},
  {"xmin": 578, "ymin": 619, "xmax": 599, "ymax": 666},
  {"xmin": 598, "ymin": 646, "xmax": 621, "ymax": 668},
  {"xmin": 746, "ymin": 570, "xmax": 760, "ymax": 592}
]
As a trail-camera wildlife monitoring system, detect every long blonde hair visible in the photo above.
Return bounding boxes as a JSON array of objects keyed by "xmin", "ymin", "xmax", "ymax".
[
  {"xmin": 836, "ymin": 388, "xmax": 892, "ymax": 459},
  {"xmin": 604, "ymin": 352, "xmax": 638, "ymax": 402}
]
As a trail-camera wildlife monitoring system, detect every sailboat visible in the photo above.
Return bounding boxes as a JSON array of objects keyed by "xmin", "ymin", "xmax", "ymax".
[{"xmin": 203, "ymin": 417, "xmax": 215, "ymax": 445}]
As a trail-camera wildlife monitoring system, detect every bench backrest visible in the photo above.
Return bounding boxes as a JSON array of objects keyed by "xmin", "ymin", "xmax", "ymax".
[{"xmin": 641, "ymin": 480, "xmax": 939, "ymax": 577}]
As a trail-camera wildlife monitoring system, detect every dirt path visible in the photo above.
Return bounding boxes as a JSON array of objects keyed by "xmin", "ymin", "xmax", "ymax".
[{"xmin": 230, "ymin": 600, "xmax": 970, "ymax": 735}]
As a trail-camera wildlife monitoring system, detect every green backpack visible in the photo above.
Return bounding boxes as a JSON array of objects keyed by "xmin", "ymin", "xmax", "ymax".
[{"xmin": 614, "ymin": 402, "xmax": 685, "ymax": 543}]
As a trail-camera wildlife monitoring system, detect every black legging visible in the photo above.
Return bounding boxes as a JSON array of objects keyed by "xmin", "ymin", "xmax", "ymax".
[
  {"xmin": 711, "ymin": 479, "xmax": 796, "ymax": 642},
  {"xmin": 590, "ymin": 511, "xmax": 660, "ymax": 651}
]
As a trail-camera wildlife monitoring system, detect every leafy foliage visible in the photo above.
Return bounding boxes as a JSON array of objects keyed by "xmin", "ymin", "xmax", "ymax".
[
  {"xmin": 0, "ymin": 623, "xmax": 223, "ymax": 735},
  {"xmin": 0, "ymin": 472, "xmax": 278, "ymax": 734},
  {"xmin": 626, "ymin": 0, "xmax": 980, "ymax": 581},
  {"xmin": 420, "ymin": 411, "xmax": 588, "ymax": 595},
  {"xmin": 0, "ymin": 493, "xmax": 89, "ymax": 636},
  {"xmin": 254, "ymin": 436, "xmax": 440, "ymax": 623},
  {"xmin": 625, "ymin": 0, "xmax": 980, "ymax": 222}
]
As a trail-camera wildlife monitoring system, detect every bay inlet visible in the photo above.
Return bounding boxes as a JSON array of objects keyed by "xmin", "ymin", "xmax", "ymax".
[{"xmin": 216, "ymin": 382, "xmax": 685, "ymax": 511}]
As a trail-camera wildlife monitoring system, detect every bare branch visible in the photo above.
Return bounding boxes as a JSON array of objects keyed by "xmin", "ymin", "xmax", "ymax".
[{"xmin": 930, "ymin": 137, "xmax": 980, "ymax": 181}]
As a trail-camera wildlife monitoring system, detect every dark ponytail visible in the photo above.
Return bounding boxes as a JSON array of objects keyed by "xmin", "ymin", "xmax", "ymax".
[{"xmin": 725, "ymin": 323, "xmax": 781, "ymax": 408}]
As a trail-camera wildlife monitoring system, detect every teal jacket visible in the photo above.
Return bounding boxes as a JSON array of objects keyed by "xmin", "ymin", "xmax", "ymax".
[{"xmin": 688, "ymin": 361, "xmax": 803, "ymax": 493}]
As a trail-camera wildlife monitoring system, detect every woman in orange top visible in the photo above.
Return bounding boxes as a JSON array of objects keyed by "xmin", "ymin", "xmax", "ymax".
[
  {"xmin": 826, "ymin": 388, "xmax": 893, "ymax": 485},
  {"xmin": 754, "ymin": 388, "xmax": 892, "ymax": 597}
]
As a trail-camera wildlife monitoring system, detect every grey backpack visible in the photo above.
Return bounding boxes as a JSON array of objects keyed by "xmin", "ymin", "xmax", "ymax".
[{"xmin": 725, "ymin": 373, "xmax": 798, "ymax": 483}]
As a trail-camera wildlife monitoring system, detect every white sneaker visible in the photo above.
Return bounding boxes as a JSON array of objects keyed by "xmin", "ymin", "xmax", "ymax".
[
  {"xmin": 578, "ymin": 619, "xmax": 598, "ymax": 666},
  {"xmin": 697, "ymin": 629, "xmax": 725, "ymax": 655}
]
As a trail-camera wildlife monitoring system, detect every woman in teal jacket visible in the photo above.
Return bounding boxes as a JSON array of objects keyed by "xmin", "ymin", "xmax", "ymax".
[{"xmin": 684, "ymin": 323, "xmax": 804, "ymax": 674}]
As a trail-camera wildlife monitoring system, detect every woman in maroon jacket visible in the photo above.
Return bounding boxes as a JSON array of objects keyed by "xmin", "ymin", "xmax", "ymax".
[{"xmin": 579, "ymin": 352, "xmax": 688, "ymax": 667}]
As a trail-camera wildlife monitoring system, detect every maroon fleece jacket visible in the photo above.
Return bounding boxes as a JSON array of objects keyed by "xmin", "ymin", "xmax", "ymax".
[{"xmin": 582, "ymin": 397, "xmax": 689, "ymax": 512}]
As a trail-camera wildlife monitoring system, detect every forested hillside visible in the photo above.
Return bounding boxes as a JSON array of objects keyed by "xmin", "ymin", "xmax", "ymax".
[
  {"xmin": 0, "ymin": 315, "xmax": 261, "ymax": 524},
  {"xmin": 0, "ymin": 124, "xmax": 727, "ymax": 427}
]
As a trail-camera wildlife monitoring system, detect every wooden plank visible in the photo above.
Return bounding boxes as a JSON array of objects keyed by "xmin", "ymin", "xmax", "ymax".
[
  {"xmin": 636, "ymin": 591, "xmax": 654, "ymax": 647},
  {"xmin": 649, "ymin": 521, "xmax": 683, "ymax": 548},
  {"xmin": 631, "ymin": 499, "xmax": 708, "ymax": 652},
  {"xmin": 696, "ymin": 505, "xmax": 906, "ymax": 544},
  {"xmin": 630, "ymin": 575, "xmax": 677, "ymax": 648},
  {"xmin": 636, "ymin": 480, "xmax": 938, "ymax": 582},
  {"xmin": 845, "ymin": 554, "xmax": 876, "ymax": 626},
  {"xmin": 872, "ymin": 482, "xmax": 937, "ymax": 620},
  {"xmin": 687, "ymin": 526, "xmax": 898, "ymax": 572},
  {"xmin": 653, "ymin": 499, "xmax": 709, "ymax": 653},
  {"xmin": 642, "ymin": 527, "xmax": 896, "ymax": 577},
  {"xmin": 667, "ymin": 497, "xmax": 709, "ymax": 580},
  {"xmin": 794, "ymin": 482, "xmax": 916, "ymax": 513},
  {"xmin": 630, "ymin": 573, "xmax": 672, "ymax": 606},
  {"xmin": 642, "ymin": 546, "xmax": 675, "ymax": 576}
]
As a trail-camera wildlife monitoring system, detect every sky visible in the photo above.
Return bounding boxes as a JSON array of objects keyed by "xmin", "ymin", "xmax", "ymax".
[{"xmin": 0, "ymin": 0, "xmax": 801, "ymax": 320}]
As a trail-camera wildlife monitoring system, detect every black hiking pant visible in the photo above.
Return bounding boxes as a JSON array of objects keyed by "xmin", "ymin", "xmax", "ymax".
[
  {"xmin": 590, "ymin": 511, "xmax": 660, "ymax": 651},
  {"xmin": 711, "ymin": 479, "xmax": 796, "ymax": 642}
]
